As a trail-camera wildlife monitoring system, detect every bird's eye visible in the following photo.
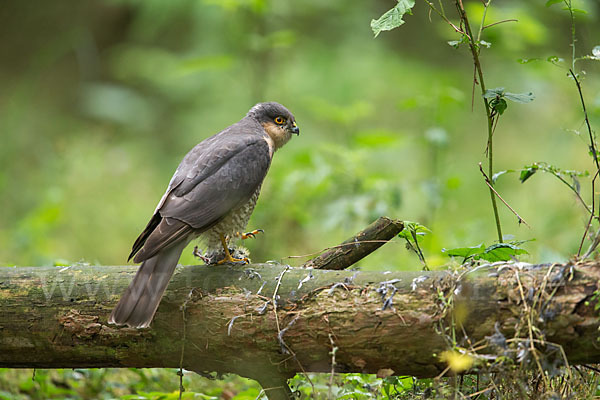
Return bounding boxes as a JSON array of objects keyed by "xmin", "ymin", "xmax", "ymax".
[{"xmin": 274, "ymin": 116, "xmax": 285, "ymax": 125}]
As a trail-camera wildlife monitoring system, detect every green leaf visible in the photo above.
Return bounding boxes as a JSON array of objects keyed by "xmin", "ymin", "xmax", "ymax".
[
  {"xmin": 479, "ymin": 40, "xmax": 491, "ymax": 48},
  {"xmin": 443, "ymin": 242, "xmax": 528, "ymax": 262},
  {"xmin": 545, "ymin": 0, "xmax": 563, "ymax": 6},
  {"xmin": 484, "ymin": 88, "xmax": 509, "ymax": 114},
  {"xmin": 493, "ymin": 98, "xmax": 508, "ymax": 115},
  {"xmin": 398, "ymin": 221, "xmax": 430, "ymax": 244},
  {"xmin": 448, "ymin": 35, "xmax": 469, "ymax": 49},
  {"xmin": 504, "ymin": 91, "xmax": 535, "ymax": 103},
  {"xmin": 371, "ymin": 0, "xmax": 416, "ymax": 37},
  {"xmin": 520, "ymin": 165, "xmax": 539, "ymax": 183},
  {"xmin": 442, "ymin": 244, "xmax": 486, "ymax": 259},
  {"xmin": 564, "ymin": 7, "xmax": 588, "ymax": 14},
  {"xmin": 482, "ymin": 243, "xmax": 528, "ymax": 262}
]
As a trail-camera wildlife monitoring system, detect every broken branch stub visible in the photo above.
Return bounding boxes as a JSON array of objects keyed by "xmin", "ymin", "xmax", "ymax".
[{"xmin": 301, "ymin": 216, "xmax": 404, "ymax": 270}]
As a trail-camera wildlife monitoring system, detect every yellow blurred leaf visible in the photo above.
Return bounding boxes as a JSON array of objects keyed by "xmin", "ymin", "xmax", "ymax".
[{"xmin": 440, "ymin": 350, "xmax": 474, "ymax": 373}]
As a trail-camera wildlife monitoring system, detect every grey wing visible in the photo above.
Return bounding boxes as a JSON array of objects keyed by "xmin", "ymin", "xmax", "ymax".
[
  {"xmin": 131, "ymin": 135, "xmax": 271, "ymax": 263},
  {"xmin": 128, "ymin": 131, "xmax": 242, "ymax": 260}
]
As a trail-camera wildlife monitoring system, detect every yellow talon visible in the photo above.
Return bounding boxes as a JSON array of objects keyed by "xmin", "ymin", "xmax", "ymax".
[
  {"xmin": 240, "ymin": 229, "xmax": 264, "ymax": 240},
  {"xmin": 217, "ymin": 234, "xmax": 249, "ymax": 264}
]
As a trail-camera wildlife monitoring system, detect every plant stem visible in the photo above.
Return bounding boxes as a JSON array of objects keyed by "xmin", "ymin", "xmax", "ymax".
[
  {"xmin": 550, "ymin": 172, "xmax": 592, "ymax": 215},
  {"xmin": 563, "ymin": 1, "xmax": 600, "ymax": 257},
  {"xmin": 578, "ymin": 172, "xmax": 598, "ymax": 256},
  {"xmin": 476, "ymin": 0, "xmax": 491, "ymax": 42},
  {"xmin": 569, "ymin": 69, "xmax": 599, "ymax": 172},
  {"xmin": 456, "ymin": 0, "xmax": 503, "ymax": 242},
  {"xmin": 570, "ymin": 69, "xmax": 600, "ymax": 257},
  {"xmin": 479, "ymin": 163, "xmax": 530, "ymax": 227},
  {"xmin": 565, "ymin": 0, "xmax": 576, "ymax": 72}
]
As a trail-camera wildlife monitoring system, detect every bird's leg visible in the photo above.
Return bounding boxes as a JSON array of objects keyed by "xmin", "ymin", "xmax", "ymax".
[
  {"xmin": 217, "ymin": 234, "xmax": 248, "ymax": 264},
  {"xmin": 238, "ymin": 229, "xmax": 264, "ymax": 240}
]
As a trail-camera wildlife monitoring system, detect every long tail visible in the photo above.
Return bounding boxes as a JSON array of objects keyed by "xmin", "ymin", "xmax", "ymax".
[{"xmin": 108, "ymin": 241, "xmax": 187, "ymax": 328}]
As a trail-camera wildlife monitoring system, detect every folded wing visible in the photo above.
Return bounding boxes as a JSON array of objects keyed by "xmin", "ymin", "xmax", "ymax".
[{"xmin": 130, "ymin": 130, "xmax": 271, "ymax": 263}]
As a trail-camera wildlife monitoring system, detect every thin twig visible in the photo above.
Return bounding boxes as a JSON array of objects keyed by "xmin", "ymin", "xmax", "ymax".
[
  {"xmin": 578, "ymin": 171, "xmax": 599, "ymax": 256},
  {"xmin": 530, "ymin": 264, "xmax": 555, "ymax": 316},
  {"xmin": 178, "ymin": 289, "xmax": 194, "ymax": 400},
  {"xmin": 467, "ymin": 385, "xmax": 493, "ymax": 398},
  {"xmin": 422, "ymin": 0, "xmax": 469, "ymax": 37},
  {"xmin": 582, "ymin": 364, "xmax": 600, "ymax": 374},
  {"xmin": 328, "ymin": 334, "xmax": 337, "ymax": 400},
  {"xmin": 583, "ymin": 227, "xmax": 600, "ymax": 259},
  {"xmin": 563, "ymin": 0, "xmax": 600, "ymax": 258},
  {"xmin": 272, "ymin": 267, "xmax": 289, "ymax": 340},
  {"xmin": 482, "ymin": 19, "xmax": 518, "ymax": 30},
  {"xmin": 479, "ymin": 163, "xmax": 530, "ymax": 227},
  {"xmin": 277, "ymin": 315, "xmax": 300, "ymax": 354},
  {"xmin": 550, "ymin": 171, "xmax": 592, "ymax": 214},
  {"xmin": 476, "ymin": 0, "xmax": 491, "ymax": 42},
  {"xmin": 227, "ymin": 313, "xmax": 252, "ymax": 336},
  {"xmin": 435, "ymin": 364, "xmax": 452, "ymax": 380},
  {"xmin": 571, "ymin": 69, "xmax": 600, "ymax": 260},
  {"xmin": 569, "ymin": 69, "xmax": 599, "ymax": 171},
  {"xmin": 570, "ymin": 68, "xmax": 600, "ymax": 257}
]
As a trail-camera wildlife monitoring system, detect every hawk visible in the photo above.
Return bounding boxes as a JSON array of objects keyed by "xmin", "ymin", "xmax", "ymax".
[{"xmin": 108, "ymin": 102, "xmax": 299, "ymax": 328}]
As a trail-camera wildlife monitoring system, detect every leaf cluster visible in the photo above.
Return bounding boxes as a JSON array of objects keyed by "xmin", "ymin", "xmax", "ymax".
[{"xmin": 442, "ymin": 241, "xmax": 529, "ymax": 263}]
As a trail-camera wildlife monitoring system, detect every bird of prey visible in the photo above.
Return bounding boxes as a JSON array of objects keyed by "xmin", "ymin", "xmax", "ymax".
[{"xmin": 108, "ymin": 102, "xmax": 299, "ymax": 328}]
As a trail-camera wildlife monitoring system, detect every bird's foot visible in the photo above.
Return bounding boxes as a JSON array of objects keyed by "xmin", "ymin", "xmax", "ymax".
[
  {"xmin": 206, "ymin": 247, "xmax": 250, "ymax": 265},
  {"xmin": 216, "ymin": 234, "xmax": 251, "ymax": 264},
  {"xmin": 238, "ymin": 229, "xmax": 264, "ymax": 240},
  {"xmin": 217, "ymin": 253, "xmax": 249, "ymax": 265}
]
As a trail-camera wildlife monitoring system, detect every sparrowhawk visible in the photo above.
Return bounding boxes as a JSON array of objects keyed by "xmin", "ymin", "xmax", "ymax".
[{"xmin": 108, "ymin": 102, "xmax": 299, "ymax": 328}]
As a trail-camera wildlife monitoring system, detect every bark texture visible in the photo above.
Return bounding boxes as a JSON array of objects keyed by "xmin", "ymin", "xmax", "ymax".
[{"xmin": 1, "ymin": 262, "xmax": 600, "ymax": 398}]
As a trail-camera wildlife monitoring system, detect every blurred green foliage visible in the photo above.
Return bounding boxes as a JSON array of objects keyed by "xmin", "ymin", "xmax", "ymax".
[
  {"xmin": 0, "ymin": 369, "xmax": 432, "ymax": 399},
  {"xmin": 1, "ymin": 0, "xmax": 599, "ymax": 398},
  {"xmin": 1, "ymin": 0, "xmax": 599, "ymax": 270}
]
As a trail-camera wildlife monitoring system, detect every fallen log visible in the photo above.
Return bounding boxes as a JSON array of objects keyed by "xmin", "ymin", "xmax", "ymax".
[{"xmin": 1, "ymin": 261, "xmax": 600, "ymax": 399}]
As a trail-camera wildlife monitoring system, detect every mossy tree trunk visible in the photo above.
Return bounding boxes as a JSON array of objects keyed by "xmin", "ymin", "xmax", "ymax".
[{"xmin": 1, "ymin": 262, "xmax": 600, "ymax": 399}]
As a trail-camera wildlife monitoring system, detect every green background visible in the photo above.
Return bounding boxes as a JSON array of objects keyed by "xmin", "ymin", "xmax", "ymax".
[{"xmin": 1, "ymin": 0, "xmax": 599, "ymax": 398}]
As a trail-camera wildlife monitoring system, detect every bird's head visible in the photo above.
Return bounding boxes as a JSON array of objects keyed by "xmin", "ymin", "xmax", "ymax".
[{"xmin": 248, "ymin": 102, "xmax": 299, "ymax": 150}]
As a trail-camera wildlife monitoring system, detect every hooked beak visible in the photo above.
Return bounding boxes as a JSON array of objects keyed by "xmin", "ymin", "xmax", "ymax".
[{"xmin": 290, "ymin": 122, "xmax": 300, "ymax": 135}]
